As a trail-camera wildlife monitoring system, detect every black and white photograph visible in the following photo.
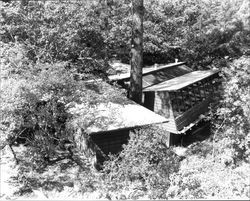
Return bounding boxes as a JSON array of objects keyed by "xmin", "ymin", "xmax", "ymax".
[{"xmin": 0, "ymin": 0, "xmax": 249, "ymax": 200}]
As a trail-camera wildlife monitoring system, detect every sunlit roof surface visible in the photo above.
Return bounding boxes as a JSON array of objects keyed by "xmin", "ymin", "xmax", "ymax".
[
  {"xmin": 108, "ymin": 62, "xmax": 187, "ymax": 81},
  {"xmin": 68, "ymin": 81, "xmax": 168, "ymax": 134},
  {"xmin": 143, "ymin": 70, "xmax": 219, "ymax": 92}
]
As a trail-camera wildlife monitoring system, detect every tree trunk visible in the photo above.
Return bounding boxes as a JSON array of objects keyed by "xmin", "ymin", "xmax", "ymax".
[
  {"xmin": 129, "ymin": 0, "xmax": 144, "ymax": 104},
  {"xmin": 103, "ymin": 0, "xmax": 113, "ymax": 70}
]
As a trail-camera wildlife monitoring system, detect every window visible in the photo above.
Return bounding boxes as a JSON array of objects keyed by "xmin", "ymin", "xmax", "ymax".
[{"xmin": 170, "ymin": 76, "xmax": 217, "ymax": 117}]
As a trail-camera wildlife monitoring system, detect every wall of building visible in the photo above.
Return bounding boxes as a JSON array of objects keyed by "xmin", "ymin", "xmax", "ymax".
[
  {"xmin": 154, "ymin": 91, "xmax": 170, "ymax": 118},
  {"xmin": 182, "ymin": 120, "xmax": 211, "ymax": 146},
  {"xmin": 90, "ymin": 129, "xmax": 130, "ymax": 155},
  {"xmin": 153, "ymin": 91, "xmax": 178, "ymax": 133}
]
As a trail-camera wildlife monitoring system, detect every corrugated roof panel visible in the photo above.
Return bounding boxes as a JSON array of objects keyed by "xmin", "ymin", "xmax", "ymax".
[
  {"xmin": 142, "ymin": 65, "xmax": 192, "ymax": 88},
  {"xmin": 143, "ymin": 70, "xmax": 219, "ymax": 92},
  {"xmin": 108, "ymin": 62, "xmax": 187, "ymax": 81}
]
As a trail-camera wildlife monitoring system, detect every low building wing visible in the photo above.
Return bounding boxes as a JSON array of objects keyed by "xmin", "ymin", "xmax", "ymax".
[
  {"xmin": 142, "ymin": 69, "xmax": 220, "ymax": 134},
  {"xmin": 68, "ymin": 81, "xmax": 168, "ymax": 135},
  {"xmin": 85, "ymin": 101, "xmax": 168, "ymax": 134}
]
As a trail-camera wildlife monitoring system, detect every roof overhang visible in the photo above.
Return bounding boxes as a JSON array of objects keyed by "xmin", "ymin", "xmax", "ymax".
[
  {"xmin": 143, "ymin": 70, "xmax": 219, "ymax": 92},
  {"xmin": 69, "ymin": 100, "xmax": 169, "ymax": 135},
  {"xmin": 175, "ymin": 114, "xmax": 208, "ymax": 134},
  {"xmin": 85, "ymin": 102, "xmax": 168, "ymax": 134}
]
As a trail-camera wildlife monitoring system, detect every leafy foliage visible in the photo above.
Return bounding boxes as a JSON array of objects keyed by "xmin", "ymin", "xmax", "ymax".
[
  {"xmin": 0, "ymin": 0, "xmax": 108, "ymax": 75},
  {"xmin": 213, "ymin": 56, "xmax": 250, "ymax": 164},
  {"xmin": 99, "ymin": 127, "xmax": 180, "ymax": 199},
  {"xmin": 167, "ymin": 150, "xmax": 249, "ymax": 199},
  {"xmin": 1, "ymin": 0, "xmax": 249, "ymax": 68},
  {"xmin": 0, "ymin": 0, "xmax": 250, "ymax": 199}
]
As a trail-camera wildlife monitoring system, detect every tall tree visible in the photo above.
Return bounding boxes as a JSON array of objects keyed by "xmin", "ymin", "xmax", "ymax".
[{"xmin": 129, "ymin": 0, "xmax": 144, "ymax": 104}]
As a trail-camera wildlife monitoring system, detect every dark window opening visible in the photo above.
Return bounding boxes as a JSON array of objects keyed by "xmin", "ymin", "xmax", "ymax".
[
  {"xmin": 91, "ymin": 130, "xmax": 130, "ymax": 155},
  {"xmin": 143, "ymin": 92, "xmax": 155, "ymax": 111}
]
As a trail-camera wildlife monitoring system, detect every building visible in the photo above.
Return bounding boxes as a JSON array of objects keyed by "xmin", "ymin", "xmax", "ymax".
[
  {"xmin": 109, "ymin": 62, "xmax": 220, "ymax": 145},
  {"xmin": 88, "ymin": 99, "xmax": 168, "ymax": 155},
  {"xmin": 69, "ymin": 81, "xmax": 168, "ymax": 155}
]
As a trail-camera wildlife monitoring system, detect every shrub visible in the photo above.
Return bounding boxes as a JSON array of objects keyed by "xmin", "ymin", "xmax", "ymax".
[
  {"xmin": 99, "ymin": 126, "xmax": 180, "ymax": 199},
  {"xmin": 1, "ymin": 63, "xmax": 74, "ymax": 165},
  {"xmin": 213, "ymin": 56, "xmax": 250, "ymax": 164}
]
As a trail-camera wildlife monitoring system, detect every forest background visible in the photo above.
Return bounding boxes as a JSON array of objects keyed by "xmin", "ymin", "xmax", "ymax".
[{"xmin": 0, "ymin": 0, "xmax": 249, "ymax": 199}]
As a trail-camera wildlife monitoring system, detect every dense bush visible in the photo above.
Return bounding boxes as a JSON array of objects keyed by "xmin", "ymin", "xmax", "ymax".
[
  {"xmin": 1, "ymin": 0, "xmax": 249, "ymax": 68},
  {"xmin": 212, "ymin": 56, "xmax": 250, "ymax": 165},
  {"xmin": 98, "ymin": 127, "xmax": 180, "ymax": 199},
  {"xmin": 0, "ymin": 0, "xmax": 113, "ymax": 166},
  {"xmin": 1, "ymin": 63, "xmax": 72, "ymax": 165},
  {"xmin": 0, "ymin": 0, "xmax": 109, "ymax": 75},
  {"xmin": 97, "ymin": 0, "xmax": 250, "ymax": 67},
  {"xmin": 0, "ymin": 0, "xmax": 250, "ymax": 199}
]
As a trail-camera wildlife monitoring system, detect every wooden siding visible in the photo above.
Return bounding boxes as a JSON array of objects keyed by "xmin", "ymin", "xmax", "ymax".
[
  {"xmin": 144, "ymin": 91, "xmax": 214, "ymax": 134},
  {"xmin": 153, "ymin": 91, "xmax": 178, "ymax": 133},
  {"xmin": 175, "ymin": 98, "xmax": 211, "ymax": 131},
  {"xmin": 91, "ymin": 129, "xmax": 130, "ymax": 155}
]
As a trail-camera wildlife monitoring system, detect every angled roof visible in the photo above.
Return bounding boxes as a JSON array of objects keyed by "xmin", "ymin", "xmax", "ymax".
[
  {"xmin": 143, "ymin": 70, "xmax": 219, "ymax": 92},
  {"xmin": 142, "ymin": 64, "xmax": 192, "ymax": 88},
  {"xmin": 108, "ymin": 62, "xmax": 188, "ymax": 81},
  {"xmin": 68, "ymin": 81, "xmax": 168, "ymax": 134},
  {"xmin": 109, "ymin": 62, "xmax": 193, "ymax": 90},
  {"xmin": 85, "ymin": 101, "xmax": 168, "ymax": 134}
]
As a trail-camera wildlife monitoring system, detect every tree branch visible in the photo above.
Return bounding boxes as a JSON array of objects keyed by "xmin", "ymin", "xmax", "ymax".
[
  {"xmin": 0, "ymin": 128, "xmax": 27, "ymax": 151},
  {"xmin": 212, "ymin": 115, "xmax": 226, "ymax": 160}
]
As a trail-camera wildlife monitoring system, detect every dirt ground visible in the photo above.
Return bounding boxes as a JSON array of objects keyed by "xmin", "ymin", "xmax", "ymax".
[
  {"xmin": 0, "ymin": 146, "xmax": 22, "ymax": 200},
  {"xmin": 0, "ymin": 144, "xmax": 110, "ymax": 200}
]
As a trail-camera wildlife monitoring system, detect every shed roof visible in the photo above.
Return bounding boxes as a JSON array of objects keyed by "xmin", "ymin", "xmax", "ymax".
[
  {"xmin": 143, "ymin": 70, "xmax": 219, "ymax": 92},
  {"xmin": 108, "ymin": 62, "xmax": 188, "ymax": 81},
  {"xmin": 85, "ymin": 101, "xmax": 168, "ymax": 134},
  {"xmin": 142, "ymin": 64, "xmax": 192, "ymax": 88},
  {"xmin": 68, "ymin": 81, "xmax": 168, "ymax": 134}
]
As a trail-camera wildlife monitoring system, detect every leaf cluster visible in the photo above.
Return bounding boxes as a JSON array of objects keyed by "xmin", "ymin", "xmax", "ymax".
[
  {"xmin": 212, "ymin": 56, "xmax": 250, "ymax": 164},
  {"xmin": 99, "ymin": 126, "xmax": 180, "ymax": 199}
]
